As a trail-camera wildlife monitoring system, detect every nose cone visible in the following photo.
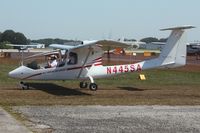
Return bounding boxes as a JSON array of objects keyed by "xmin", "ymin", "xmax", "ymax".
[
  {"xmin": 9, "ymin": 69, "xmax": 20, "ymax": 79},
  {"xmin": 8, "ymin": 66, "xmax": 32, "ymax": 79},
  {"xmin": 9, "ymin": 67, "xmax": 23, "ymax": 79},
  {"xmin": 9, "ymin": 70, "xmax": 15, "ymax": 78}
]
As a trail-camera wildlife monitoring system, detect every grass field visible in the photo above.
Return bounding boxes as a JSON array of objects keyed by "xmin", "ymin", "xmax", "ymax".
[{"xmin": 0, "ymin": 58, "xmax": 200, "ymax": 106}]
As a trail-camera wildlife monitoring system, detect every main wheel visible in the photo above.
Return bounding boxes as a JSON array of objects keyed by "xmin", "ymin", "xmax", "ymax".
[
  {"xmin": 80, "ymin": 82, "xmax": 88, "ymax": 88},
  {"xmin": 89, "ymin": 83, "xmax": 98, "ymax": 91}
]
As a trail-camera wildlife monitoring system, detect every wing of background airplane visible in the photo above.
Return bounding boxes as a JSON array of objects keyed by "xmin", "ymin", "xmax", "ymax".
[
  {"xmin": 6, "ymin": 44, "xmax": 39, "ymax": 47},
  {"xmin": 6, "ymin": 44, "xmax": 44, "ymax": 50}
]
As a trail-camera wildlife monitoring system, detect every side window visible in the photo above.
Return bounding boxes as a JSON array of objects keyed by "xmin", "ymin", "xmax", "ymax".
[
  {"xmin": 68, "ymin": 52, "xmax": 77, "ymax": 65},
  {"xmin": 57, "ymin": 50, "xmax": 67, "ymax": 67}
]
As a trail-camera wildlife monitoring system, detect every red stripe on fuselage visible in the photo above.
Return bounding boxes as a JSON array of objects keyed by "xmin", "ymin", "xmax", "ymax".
[
  {"xmin": 67, "ymin": 65, "xmax": 92, "ymax": 70},
  {"xmin": 23, "ymin": 73, "xmax": 42, "ymax": 80},
  {"xmin": 23, "ymin": 65, "xmax": 95, "ymax": 79},
  {"xmin": 93, "ymin": 57, "xmax": 102, "ymax": 61}
]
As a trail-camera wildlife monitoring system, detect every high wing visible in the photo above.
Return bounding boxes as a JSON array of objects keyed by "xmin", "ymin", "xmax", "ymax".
[
  {"xmin": 49, "ymin": 39, "xmax": 131, "ymax": 51},
  {"xmin": 24, "ymin": 50, "xmax": 61, "ymax": 60},
  {"xmin": 49, "ymin": 40, "xmax": 99, "ymax": 50},
  {"xmin": 98, "ymin": 39, "xmax": 131, "ymax": 48}
]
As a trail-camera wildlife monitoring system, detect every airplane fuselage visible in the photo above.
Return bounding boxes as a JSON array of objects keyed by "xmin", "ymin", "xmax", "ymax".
[{"xmin": 9, "ymin": 62, "xmax": 144, "ymax": 80}]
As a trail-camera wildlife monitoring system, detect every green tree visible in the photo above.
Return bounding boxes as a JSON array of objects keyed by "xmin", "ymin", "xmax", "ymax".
[
  {"xmin": 124, "ymin": 38, "xmax": 136, "ymax": 42},
  {"xmin": 0, "ymin": 32, "xmax": 2, "ymax": 42},
  {"xmin": 1, "ymin": 30, "xmax": 27, "ymax": 44},
  {"xmin": 1, "ymin": 30, "xmax": 15, "ymax": 43},
  {"xmin": 159, "ymin": 38, "xmax": 168, "ymax": 42},
  {"xmin": 140, "ymin": 37, "xmax": 159, "ymax": 43},
  {"xmin": 27, "ymin": 39, "xmax": 31, "ymax": 44},
  {"xmin": 13, "ymin": 32, "xmax": 27, "ymax": 44}
]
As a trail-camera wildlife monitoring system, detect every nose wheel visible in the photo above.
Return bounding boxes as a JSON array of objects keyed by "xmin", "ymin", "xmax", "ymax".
[{"xmin": 20, "ymin": 81, "xmax": 30, "ymax": 90}]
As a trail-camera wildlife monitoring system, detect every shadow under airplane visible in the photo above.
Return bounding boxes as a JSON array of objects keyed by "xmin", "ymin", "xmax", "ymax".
[
  {"xmin": 118, "ymin": 86, "xmax": 145, "ymax": 91},
  {"xmin": 27, "ymin": 83, "xmax": 91, "ymax": 96}
]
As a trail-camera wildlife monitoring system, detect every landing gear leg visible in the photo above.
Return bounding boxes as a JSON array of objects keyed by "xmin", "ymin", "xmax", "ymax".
[
  {"xmin": 88, "ymin": 76, "xmax": 98, "ymax": 91},
  {"xmin": 20, "ymin": 81, "xmax": 29, "ymax": 90}
]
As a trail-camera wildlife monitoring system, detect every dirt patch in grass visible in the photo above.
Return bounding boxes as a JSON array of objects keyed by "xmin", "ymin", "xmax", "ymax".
[{"xmin": 0, "ymin": 84, "xmax": 200, "ymax": 106}]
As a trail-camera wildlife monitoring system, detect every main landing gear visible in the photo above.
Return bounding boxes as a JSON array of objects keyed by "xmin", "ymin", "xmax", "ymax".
[
  {"xmin": 79, "ymin": 81, "xmax": 98, "ymax": 91},
  {"xmin": 79, "ymin": 76, "xmax": 98, "ymax": 91},
  {"xmin": 19, "ymin": 81, "xmax": 30, "ymax": 90},
  {"xmin": 89, "ymin": 83, "xmax": 98, "ymax": 91},
  {"xmin": 80, "ymin": 82, "xmax": 88, "ymax": 88}
]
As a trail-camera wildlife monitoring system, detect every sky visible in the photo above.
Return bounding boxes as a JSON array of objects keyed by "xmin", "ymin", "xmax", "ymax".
[{"xmin": 0, "ymin": 0, "xmax": 199, "ymax": 41}]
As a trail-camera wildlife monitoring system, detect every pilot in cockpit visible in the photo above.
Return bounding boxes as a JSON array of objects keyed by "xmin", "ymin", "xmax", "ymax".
[{"xmin": 45, "ymin": 55, "xmax": 58, "ymax": 68}]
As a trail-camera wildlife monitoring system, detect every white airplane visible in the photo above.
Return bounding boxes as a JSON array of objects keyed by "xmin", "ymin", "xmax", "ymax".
[
  {"xmin": 8, "ymin": 26, "xmax": 194, "ymax": 91},
  {"xmin": 6, "ymin": 44, "xmax": 45, "ymax": 50},
  {"xmin": 118, "ymin": 38, "xmax": 146, "ymax": 48},
  {"xmin": 187, "ymin": 42, "xmax": 200, "ymax": 54}
]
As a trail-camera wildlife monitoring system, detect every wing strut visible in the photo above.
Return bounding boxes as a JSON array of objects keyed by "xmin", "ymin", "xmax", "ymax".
[{"xmin": 77, "ymin": 46, "xmax": 93, "ymax": 79}]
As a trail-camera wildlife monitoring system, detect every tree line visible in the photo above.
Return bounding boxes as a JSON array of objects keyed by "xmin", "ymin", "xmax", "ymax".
[
  {"xmin": 140, "ymin": 37, "xmax": 167, "ymax": 43},
  {"xmin": 0, "ymin": 30, "xmax": 79, "ymax": 49},
  {"xmin": 0, "ymin": 29, "xmax": 167, "ymax": 49},
  {"xmin": 0, "ymin": 30, "xmax": 27, "ymax": 49}
]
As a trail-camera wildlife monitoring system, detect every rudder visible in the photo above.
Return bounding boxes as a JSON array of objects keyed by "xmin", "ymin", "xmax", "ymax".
[{"xmin": 158, "ymin": 25, "xmax": 195, "ymax": 68}]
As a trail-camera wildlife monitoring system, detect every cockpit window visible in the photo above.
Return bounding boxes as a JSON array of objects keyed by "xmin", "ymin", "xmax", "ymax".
[
  {"xmin": 68, "ymin": 52, "xmax": 77, "ymax": 65},
  {"xmin": 26, "ymin": 60, "xmax": 40, "ymax": 70},
  {"xmin": 25, "ymin": 56, "xmax": 46, "ymax": 70},
  {"xmin": 24, "ymin": 50, "xmax": 78, "ymax": 69},
  {"xmin": 24, "ymin": 51, "xmax": 61, "ymax": 69}
]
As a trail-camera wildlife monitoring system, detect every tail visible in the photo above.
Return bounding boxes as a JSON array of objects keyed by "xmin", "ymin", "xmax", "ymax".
[{"xmin": 143, "ymin": 25, "xmax": 195, "ymax": 69}]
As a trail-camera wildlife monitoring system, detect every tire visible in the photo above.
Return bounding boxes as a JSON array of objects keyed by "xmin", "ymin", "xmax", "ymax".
[
  {"xmin": 89, "ymin": 83, "xmax": 98, "ymax": 91},
  {"xmin": 80, "ymin": 82, "xmax": 88, "ymax": 88},
  {"xmin": 20, "ymin": 82, "xmax": 29, "ymax": 90},
  {"xmin": 20, "ymin": 81, "xmax": 25, "ymax": 90}
]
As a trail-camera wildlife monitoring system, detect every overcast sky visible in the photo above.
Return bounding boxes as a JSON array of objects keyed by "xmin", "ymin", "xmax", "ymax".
[{"xmin": 0, "ymin": 0, "xmax": 199, "ymax": 41}]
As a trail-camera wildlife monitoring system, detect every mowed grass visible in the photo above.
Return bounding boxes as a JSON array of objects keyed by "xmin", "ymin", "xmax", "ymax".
[{"xmin": 0, "ymin": 58, "xmax": 200, "ymax": 106}]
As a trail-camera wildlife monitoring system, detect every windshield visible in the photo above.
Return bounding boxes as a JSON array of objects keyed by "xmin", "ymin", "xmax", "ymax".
[
  {"xmin": 23, "ymin": 50, "xmax": 78, "ymax": 69},
  {"xmin": 24, "ymin": 50, "xmax": 62, "ymax": 69}
]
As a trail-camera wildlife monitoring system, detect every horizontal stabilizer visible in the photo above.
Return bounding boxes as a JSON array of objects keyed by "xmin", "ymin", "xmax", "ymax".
[{"xmin": 160, "ymin": 25, "xmax": 195, "ymax": 31}]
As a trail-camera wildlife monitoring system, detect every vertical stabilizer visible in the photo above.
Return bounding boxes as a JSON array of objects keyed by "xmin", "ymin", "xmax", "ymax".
[
  {"xmin": 158, "ymin": 25, "xmax": 195, "ymax": 68},
  {"xmin": 141, "ymin": 25, "xmax": 195, "ymax": 70}
]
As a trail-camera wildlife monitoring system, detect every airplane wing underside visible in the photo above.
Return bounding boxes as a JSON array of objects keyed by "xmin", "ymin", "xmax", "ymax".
[{"xmin": 49, "ymin": 39, "xmax": 131, "ymax": 51}]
